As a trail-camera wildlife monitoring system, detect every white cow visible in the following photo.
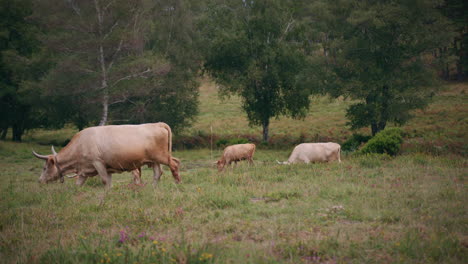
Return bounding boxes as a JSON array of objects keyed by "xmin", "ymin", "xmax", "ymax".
[{"xmin": 277, "ymin": 142, "xmax": 341, "ymax": 164}]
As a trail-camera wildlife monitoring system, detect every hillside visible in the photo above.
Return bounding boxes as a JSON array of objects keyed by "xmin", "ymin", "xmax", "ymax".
[
  {"xmin": 184, "ymin": 80, "xmax": 467, "ymax": 154},
  {"xmin": 20, "ymin": 81, "xmax": 468, "ymax": 154}
]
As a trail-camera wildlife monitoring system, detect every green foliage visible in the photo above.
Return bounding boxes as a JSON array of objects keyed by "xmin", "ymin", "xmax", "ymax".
[
  {"xmin": 201, "ymin": 0, "xmax": 312, "ymax": 141},
  {"xmin": 360, "ymin": 128, "xmax": 404, "ymax": 156},
  {"xmin": 342, "ymin": 133, "xmax": 372, "ymax": 152},
  {"xmin": 215, "ymin": 138, "xmax": 249, "ymax": 149},
  {"xmin": 36, "ymin": 0, "xmax": 199, "ymax": 131},
  {"xmin": 309, "ymin": 0, "xmax": 455, "ymax": 135},
  {"xmin": 0, "ymin": 0, "xmax": 50, "ymax": 141}
]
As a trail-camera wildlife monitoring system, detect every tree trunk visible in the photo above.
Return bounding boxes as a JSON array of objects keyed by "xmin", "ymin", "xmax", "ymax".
[
  {"xmin": 262, "ymin": 119, "xmax": 269, "ymax": 142},
  {"xmin": 0, "ymin": 127, "xmax": 7, "ymax": 140},
  {"xmin": 371, "ymin": 121, "xmax": 387, "ymax": 136},
  {"xmin": 371, "ymin": 123, "xmax": 378, "ymax": 136},
  {"xmin": 95, "ymin": 0, "xmax": 109, "ymax": 126},
  {"xmin": 98, "ymin": 41, "xmax": 108, "ymax": 126},
  {"xmin": 99, "ymin": 89, "xmax": 109, "ymax": 126},
  {"xmin": 12, "ymin": 124, "xmax": 23, "ymax": 142}
]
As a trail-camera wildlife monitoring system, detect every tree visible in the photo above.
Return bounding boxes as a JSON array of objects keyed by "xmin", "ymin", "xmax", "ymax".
[
  {"xmin": 439, "ymin": 0, "xmax": 468, "ymax": 80},
  {"xmin": 36, "ymin": 0, "xmax": 165, "ymax": 127},
  {"xmin": 201, "ymin": 0, "xmax": 311, "ymax": 141},
  {"xmin": 312, "ymin": 0, "xmax": 454, "ymax": 135},
  {"xmin": 36, "ymin": 0, "xmax": 200, "ymax": 131},
  {"xmin": 0, "ymin": 0, "xmax": 48, "ymax": 141},
  {"xmin": 110, "ymin": 0, "xmax": 200, "ymax": 132}
]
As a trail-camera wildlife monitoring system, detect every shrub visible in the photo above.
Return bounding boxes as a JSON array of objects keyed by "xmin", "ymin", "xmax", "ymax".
[
  {"xmin": 227, "ymin": 138, "xmax": 249, "ymax": 145},
  {"xmin": 360, "ymin": 128, "xmax": 404, "ymax": 156},
  {"xmin": 215, "ymin": 138, "xmax": 249, "ymax": 148},
  {"xmin": 342, "ymin": 133, "xmax": 372, "ymax": 152},
  {"xmin": 215, "ymin": 138, "xmax": 229, "ymax": 148}
]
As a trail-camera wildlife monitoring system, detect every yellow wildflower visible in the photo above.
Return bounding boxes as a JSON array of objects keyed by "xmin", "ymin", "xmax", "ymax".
[
  {"xmin": 152, "ymin": 240, "xmax": 159, "ymax": 245},
  {"xmin": 116, "ymin": 253, "xmax": 122, "ymax": 257},
  {"xmin": 200, "ymin": 252, "xmax": 213, "ymax": 260},
  {"xmin": 161, "ymin": 247, "xmax": 166, "ymax": 252}
]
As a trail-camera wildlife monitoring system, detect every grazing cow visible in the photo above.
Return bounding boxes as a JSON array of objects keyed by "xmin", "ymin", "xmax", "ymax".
[
  {"xmin": 277, "ymin": 142, "xmax": 341, "ymax": 164},
  {"xmin": 32, "ymin": 122, "xmax": 180, "ymax": 188},
  {"xmin": 130, "ymin": 122, "xmax": 175, "ymax": 185},
  {"xmin": 216, "ymin": 143, "xmax": 256, "ymax": 172}
]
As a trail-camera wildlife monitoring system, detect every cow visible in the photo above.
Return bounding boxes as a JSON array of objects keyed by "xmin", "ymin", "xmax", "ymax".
[
  {"xmin": 32, "ymin": 122, "xmax": 181, "ymax": 188},
  {"xmin": 216, "ymin": 143, "xmax": 256, "ymax": 172},
  {"xmin": 277, "ymin": 142, "xmax": 341, "ymax": 164}
]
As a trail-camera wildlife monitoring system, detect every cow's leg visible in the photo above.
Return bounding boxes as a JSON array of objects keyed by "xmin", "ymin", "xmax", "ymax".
[
  {"xmin": 93, "ymin": 162, "xmax": 112, "ymax": 188},
  {"xmin": 152, "ymin": 163, "xmax": 163, "ymax": 185},
  {"xmin": 248, "ymin": 157, "xmax": 254, "ymax": 165},
  {"xmin": 132, "ymin": 168, "xmax": 142, "ymax": 185},
  {"xmin": 76, "ymin": 175, "xmax": 87, "ymax": 186}
]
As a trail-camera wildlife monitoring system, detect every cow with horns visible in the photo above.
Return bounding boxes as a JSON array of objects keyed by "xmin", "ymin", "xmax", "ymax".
[{"xmin": 32, "ymin": 122, "xmax": 181, "ymax": 188}]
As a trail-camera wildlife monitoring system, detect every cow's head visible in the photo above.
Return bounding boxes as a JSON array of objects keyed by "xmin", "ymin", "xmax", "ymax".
[
  {"xmin": 216, "ymin": 160, "xmax": 226, "ymax": 172},
  {"xmin": 32, "ymin": 146, "xmax": 63, "ymax": 184},
  {"xmin": 169, "ymin": 157, "xmax": 181, "ymax": 183}
]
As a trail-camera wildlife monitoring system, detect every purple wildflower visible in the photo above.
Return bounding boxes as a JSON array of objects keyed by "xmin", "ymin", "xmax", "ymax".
[
  {"xmin": 118, "ymin": 230, "xmax": 128, "ymax": 243},
  {"xmin": 138, "ymin": 232, "xmax": 146, "ymax": 238}
]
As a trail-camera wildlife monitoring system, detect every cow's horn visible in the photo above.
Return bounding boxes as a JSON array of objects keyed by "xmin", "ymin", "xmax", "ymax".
[
  {"xmin": 66, "ymin": 174, "xmax": 78, "ymax": 178},
  {"xmin": 32, "ymin": 150, "xmax": 49, "ymax": 160},
  {"xmin": 51, "ymin": 146, "xmax": 58, "ymax": 155}
]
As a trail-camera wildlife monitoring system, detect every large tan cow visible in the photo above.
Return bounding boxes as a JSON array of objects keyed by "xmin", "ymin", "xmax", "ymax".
[
  {"xmin": 130, "ymin": 122, "xmax": 175, "ymax": 185},
  {"xmin": 277, "ymin": 142, "xmax": 341, "ymax": 164},
  {"xmin": 216, "ymin": 143, "xmax": 256, "ymax": 172},
  {"xmin": 32, "ymin": 122, "xmax": 180, "ymax": 188}
]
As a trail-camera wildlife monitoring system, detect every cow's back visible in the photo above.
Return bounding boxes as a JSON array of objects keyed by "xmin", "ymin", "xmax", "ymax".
[
  {"xmin": 224, "ymin": 143, "xmax": 255, "ymax": 161},
  {"xmin": 78, "ymin": 124, "xmax": 170, "ymax": 169},
  {"xmin": 288, "ymin": 143, "xmax": 340, "ymax": 163}
]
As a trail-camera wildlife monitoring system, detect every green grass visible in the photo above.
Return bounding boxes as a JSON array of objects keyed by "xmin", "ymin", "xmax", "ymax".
[
  {"xmin": 0, "ymin": 145, "xmax": 466, "ymax": 263},
  {"xmin": 0, "ymin": 81, "xmax": 467, "ymax": 263}
]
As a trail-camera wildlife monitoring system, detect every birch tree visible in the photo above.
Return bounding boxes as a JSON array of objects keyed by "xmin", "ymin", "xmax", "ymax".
[{"xmin": 37, "ymin": 0, "xmax": 166, "ymax": 126}]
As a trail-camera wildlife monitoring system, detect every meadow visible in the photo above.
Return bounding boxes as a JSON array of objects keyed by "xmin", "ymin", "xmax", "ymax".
[{"xmin": 0, "ymin": 81, "xmax": 466, "ymax": 263}]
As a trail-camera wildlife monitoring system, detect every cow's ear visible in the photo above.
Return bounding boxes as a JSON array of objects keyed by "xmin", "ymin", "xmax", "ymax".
[
  {"xmin": 172, "ymin": 157, "xmax": 181, "ymax": 165},
  {"xmin": 49, "ymin": 157, "xmax": 55, "ymax": 165}
]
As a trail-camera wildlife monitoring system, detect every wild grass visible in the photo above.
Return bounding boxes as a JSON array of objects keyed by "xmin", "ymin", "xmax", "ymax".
[
  {"xmin": 1, "ymin": 142, "xmax": 466, "ymax": 263},
  {"xmin": 0, "ymin": 81, "xmax": 467, "ymax": 263}
]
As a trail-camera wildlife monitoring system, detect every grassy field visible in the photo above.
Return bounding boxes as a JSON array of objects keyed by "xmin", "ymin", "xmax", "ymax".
[{"xmin": 0, "ymin": 82, "xmax": 467, "ymax": 263}]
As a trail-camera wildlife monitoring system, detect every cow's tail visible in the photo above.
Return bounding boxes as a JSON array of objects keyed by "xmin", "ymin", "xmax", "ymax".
[
  {"xmin": 158, "ymin": 122, "xmax": 172, "ymax": 164},
  {"xmin": 251, "ymin": 144, "xmax": 256, "ymax": 157}
]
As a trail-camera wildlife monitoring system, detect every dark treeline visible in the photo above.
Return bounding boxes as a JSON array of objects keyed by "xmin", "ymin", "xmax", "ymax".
[{"xmin": 0, "ymin": 0, "xmax": 465, "ymax": 141}]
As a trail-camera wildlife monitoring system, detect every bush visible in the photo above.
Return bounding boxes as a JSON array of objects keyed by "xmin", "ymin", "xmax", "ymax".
[
  {"xmin": 342, "ymin": 134, "xmax": 372, "ymax": 152},
  {"xmin": 228, "ymin": 138, "xmax": 249, "ymax": 145},
  {"xmin": 215, "ymin": 138, "xmax": 229, "ymax": 148},
  {"xmin": 360, "ymin": 128, "xmax": 404, "ymax": 156}
]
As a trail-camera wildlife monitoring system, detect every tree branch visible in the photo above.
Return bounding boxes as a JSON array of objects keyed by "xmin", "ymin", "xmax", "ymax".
[
  {"xmin": 103, "ymin": 21, "xmax": 119, "ymax": 40},
  {"xmin": 110, "ymin": 68, "xmax": 152, "ymax": 88},
  {"xmin": 106, "ymin": 38, "xmax": 123, "ymax": 72},
  {"xmin": 109, "ymin": 97, "xmax": 127, "ymax": 106}
]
